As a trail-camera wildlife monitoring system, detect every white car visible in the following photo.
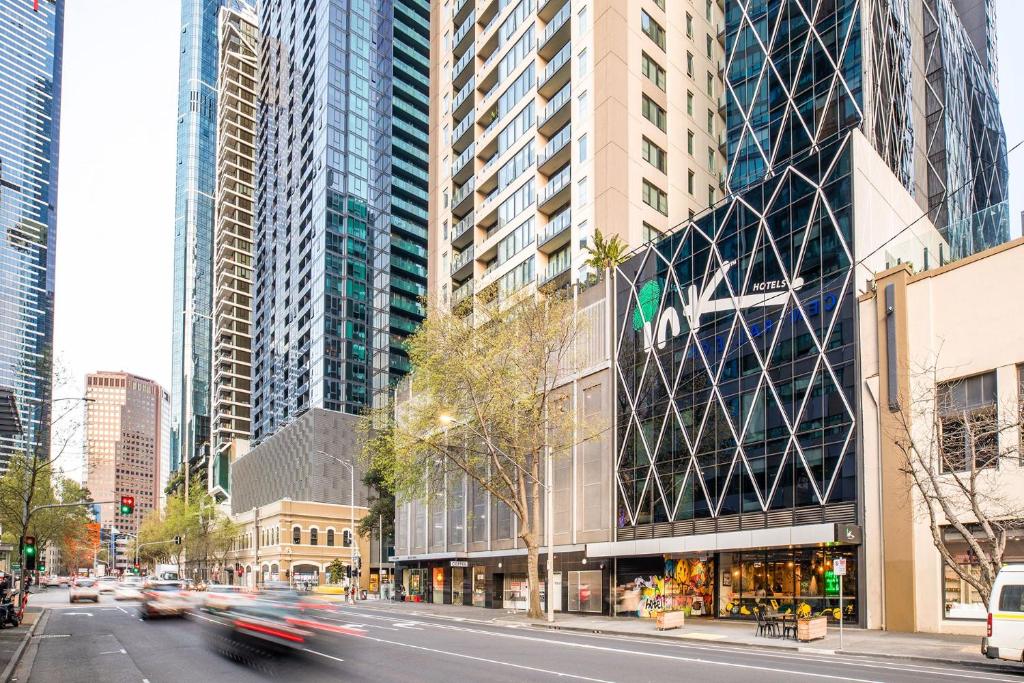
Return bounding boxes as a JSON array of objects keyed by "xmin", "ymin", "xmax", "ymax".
[
  {"xmin": 139, "ymin": 581, "xmax": 189, "ymax": 618},
  {"xmin": 96, "ymin": 576, "xmax": 118, "ymax": 594},
  {"xmin": 69, "ymin": 578, "xmax": 100, "ymax": 603},
  {"xmin": 114, "ymin": 578, "xmax": 143, "ymax": 601},
  {"xmin": 984, "ymin": 564, "xmax": 1024, "ymax": 663}
]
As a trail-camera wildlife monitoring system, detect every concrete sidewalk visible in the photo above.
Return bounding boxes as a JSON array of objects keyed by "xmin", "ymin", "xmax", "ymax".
[
  {"xmin": 0, "ymin": 605, "xmax": 42, "ymax": 682},
  {"xmin": 365, "ymin": 600, "xmax": 1007, "ymax": 671}
]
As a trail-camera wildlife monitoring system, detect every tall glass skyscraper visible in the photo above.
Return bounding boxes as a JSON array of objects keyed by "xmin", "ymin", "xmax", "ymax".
[
  {"xmin": 0, "ymin": 0, "xmax": 65, "ymax": 465},
  {"xmin": 251, "ymin": 0, "xmax": 428, "ymax": 442},
  {"xmin": 171, "ymin": 0, "xmax": 253, "ymax": 486}
]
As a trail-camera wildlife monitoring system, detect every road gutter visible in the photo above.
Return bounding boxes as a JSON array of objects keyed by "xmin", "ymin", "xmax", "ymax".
[{"xmin": 3, "ymin": 608, "xmax": 47, "ymax": 683}]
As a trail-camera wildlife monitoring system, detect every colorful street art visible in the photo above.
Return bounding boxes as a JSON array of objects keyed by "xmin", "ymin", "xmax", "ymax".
[{"xmin": 617, "ymin": 557, "xmax": 715, "ymax": 618}]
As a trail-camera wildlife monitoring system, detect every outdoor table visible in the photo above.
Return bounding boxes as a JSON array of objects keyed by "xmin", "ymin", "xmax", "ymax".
[{"xmin": 772, "ymin": 613, "xmax": 797, "ymax": 639}]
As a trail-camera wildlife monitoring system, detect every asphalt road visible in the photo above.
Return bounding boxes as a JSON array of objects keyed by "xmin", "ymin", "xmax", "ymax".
[{"xmin": 13, "ymin": 592, "xmax": 1019, "ymax": 683}]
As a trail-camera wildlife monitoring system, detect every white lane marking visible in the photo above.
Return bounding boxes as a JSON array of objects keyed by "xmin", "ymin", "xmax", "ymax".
[
  {"xmin": 101, "ymin": 608, "xmax": 119, "ymax": 611},
  {"xmin": 318, "ymin": 615, "xmax": 399, "ymax": 631},
  {"xmin": 359, "ymin": 634, "xmax": 615, "ymax": 683},
  {"xmin": 64, "ymin": 612, "xmax": 93, "ymax": 617},
  {"xmin": 353, "ymin": 608, "xmax": 1013, "ymax": 683},
  {"xmin": 98, "ymin": 649, "xmax": 126, "ymax": 655},
  {"xmin": 392, "ymin": 621, "xmax": 423, "ymax": 630},
  {"xmin": 303, "ymin": 649, "xmax": 344, "ymax": 663}
]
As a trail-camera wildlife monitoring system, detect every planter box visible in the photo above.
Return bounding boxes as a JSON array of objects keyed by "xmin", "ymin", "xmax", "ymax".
[
  {"xmin": 797, "ymin": 616, "xmax": 827, "ymax": 641},
  {"xmin": 655, "ymin": 610, "xmax": 685, "ymax": 631}
]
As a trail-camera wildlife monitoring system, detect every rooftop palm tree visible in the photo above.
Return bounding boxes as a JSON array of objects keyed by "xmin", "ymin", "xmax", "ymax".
[{"xmin": 582, "ymin": 229, "xmax": 628, "ymax": 273}]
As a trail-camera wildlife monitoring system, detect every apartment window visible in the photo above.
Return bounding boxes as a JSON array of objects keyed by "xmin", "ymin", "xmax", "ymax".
[
  {"xmin": 310, "ymin": 528, "xmax": 318, "ymax": 546},
  {"xmin": 641, "ymin": 10, "xmax": 666, "ymax": 50},
  {"xmin": 578, "ymin": 133, "xmax": 588, "ymax": 162},
  {"xmin": 641, "ymin": 52, "xmax": 667, "ymax": 91},
  {"xmin": 708, "ymin": 146, "xmax": 716, "ymax": 171},
  {"xmin": 578, "ymin": 48, "xmax": 588, "ymax": 74},
  {"xmin": 686, "ymin": 51, "xmax": 694, "ymax": 77},
  {"xmin": 687, "ymin": 130, "xmax": 694, "ymax": 154},
  {"xmin": 642, "ymin": 222, "xmax": 662, "ymax": 243},
  {"xmin": 707, "ymin": 109, "xmax": 714, "ymax": 134},
  {"xmin": 642, "ymin": 179, "xmax": 668, "ymax": 215},
  {"xmin": 443, "ymin": 220, "xmax": 449, "ymax": 240},
  {"xmin": 687, "ymin": 170, "xmax": 695, "ymax": 194},
  {"xmin": 706, "ymin": 71, "xmax": 714, "ymax": 97},
  {"xmin": 292, "ymin": 526, "xmax": 301, "ymax": 544},
  {"xmin": 327, "ymin": 529, "xmax": 335, "ymax": 546},
  {"xmin": 938, "ymin": 372, "xmax": 998, "ymax": 472},
  {"xmin": 653, "ymin": 0, "xmax": 665, "ymax": 9},
  {"xmin": 706, "ymin": 0, "xmax": 713, "ymax": 20},
  {"xmin": 687, "ymin": 91, "xmax": 694, "ymax": 116},
  {"xmin": 578, "ymin": 90, "xmax": 589, "ymax": 115},
  {"xmin": 686, "ymin": 13, "xmax": 693, "ymax": 37},
  {"xmin": 708, "ymin": 185, "xmax": 715, "ymax": 207},
  {"xmin": 642, "ymin": 137, "xmax": 667, "ymax": 173},
  {"xmin": 642, "ymin": 95, "xmax": 667, "ymax": 131},
  {"xmin": 578, "ymin": 5, "xmax": 588, "ymax": 30},
  {"xmin": 578, "ymin": 177, "xmax": 588, "ymax": 203}
]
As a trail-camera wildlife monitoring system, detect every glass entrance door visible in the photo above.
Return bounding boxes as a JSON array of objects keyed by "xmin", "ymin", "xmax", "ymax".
[{"xmin": 452, "ymin": 568, "xmax": 464, "ymax": 605}]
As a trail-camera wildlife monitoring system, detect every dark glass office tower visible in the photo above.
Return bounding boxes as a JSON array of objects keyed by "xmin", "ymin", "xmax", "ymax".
[
  {"xmin": 724, "ymin": 0, "xmax": 1007, "ymax": 259},
  {"xmin": 0, "ymin": 0, "xmax": 65, "ymax": 465},
  {"xmin": 170, "ymin": 0, "xmax": 253, "ymax": 486},
  {"xmin": 252, "ymin": 0, "xmax": 428, "ymax": 442}
]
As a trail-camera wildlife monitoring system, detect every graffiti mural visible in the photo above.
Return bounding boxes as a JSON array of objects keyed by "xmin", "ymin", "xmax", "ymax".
[{"xmin": 615, "ymin": 557, "xmax": 715, "ymax": 618}]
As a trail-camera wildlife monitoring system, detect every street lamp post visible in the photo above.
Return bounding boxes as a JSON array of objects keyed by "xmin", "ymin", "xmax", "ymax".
[{"xmin": 317, "ymin": 451, "xmax": 359, "ymax": 594}]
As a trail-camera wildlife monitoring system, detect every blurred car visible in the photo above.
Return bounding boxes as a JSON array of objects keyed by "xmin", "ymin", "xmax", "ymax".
[
  {"xmin": 97, "ymin": 576, "xmax": 118, "ymax": 594},
  {"xmin": 202, "ymin": 584, "xmax": 252, "ymax": 612},
  {"xmin": 69, "ymin": 578, "xmax": 99, "ymax": 603},
  {"xmin": 139, "ymin": 581, "xmax": 188, "ymax": 619},
  {"xmin": 57, "ymin": 576, "xmax": 70, "ymax": 587},
  {"xmin": 201, "ymin": 598, "xmax": 319, "ymax": 666},
  {"xmin": 114, "ymin": 577, "xmax": 144, "ymax": 601},
  {"xmin": 39, "ymin": 575, "xmax": 57, "ymax": 587}
]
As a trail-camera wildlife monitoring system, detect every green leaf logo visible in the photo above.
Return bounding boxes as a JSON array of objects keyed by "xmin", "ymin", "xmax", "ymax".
[{"xmin": 632, "ymin": 280, "xmax": 661, "ymax": 331}]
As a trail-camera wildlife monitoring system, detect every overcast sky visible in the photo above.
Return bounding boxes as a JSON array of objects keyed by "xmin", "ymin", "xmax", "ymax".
[{"xmin": 49, "ymin": 1, "xmax": 1024, "ymax": 481}]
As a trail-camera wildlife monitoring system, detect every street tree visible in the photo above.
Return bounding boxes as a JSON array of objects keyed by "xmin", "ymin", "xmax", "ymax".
[
  {"xmin": 326, "ymin": 558, "xmax": 347, "ymax": 585},
  {"xmin": 363, "ymin": 292, "xmax": 596, "ymax": 618},
  {"xmin": 891, "ymin": 356, "xmax": 1023, "ymax": 607},
  {"xmin": 582, "ymin": 229, "xmax": 628, "ymax": 274},
  {"xmin": 355, "ymin": 439, "xmax": 395, "ymax": 545}
]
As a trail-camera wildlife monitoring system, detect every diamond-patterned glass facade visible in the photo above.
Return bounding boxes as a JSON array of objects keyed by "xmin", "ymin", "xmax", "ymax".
[{"xmin": 615, "ymin": 138, "xmax": 857, "ymax": 530}]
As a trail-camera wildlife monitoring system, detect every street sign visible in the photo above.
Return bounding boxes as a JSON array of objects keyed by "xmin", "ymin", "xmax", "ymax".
[
  {"xmin": 450, "ymin": 560, "xmax": 468, "ymax": 568},
  {"xmin": 11, "ymin": 564, "xmax": 20, "ymax": 572},
  {"xmin": 834, "ymin": 558, "xmax": 847, "ymax": 576}
]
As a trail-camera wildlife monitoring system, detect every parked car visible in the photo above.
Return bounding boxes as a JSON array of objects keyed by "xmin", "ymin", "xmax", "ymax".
[
  {"xmin": 69, "ymin": 578, "xmax": 100, "ymax": 603},
  {"xmin": 984, "ymin": 564, "xmax": 1024, "ymax": 663},
  {"xmin": 139, "ymin": 581, "xmax": 189, "ymax": 619}
]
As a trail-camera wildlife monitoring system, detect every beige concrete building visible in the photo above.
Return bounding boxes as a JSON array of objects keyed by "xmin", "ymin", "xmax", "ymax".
[
  {"xmin": 860, "ymin": 238, "xmax": 1024, "ymax": 635},
  {"xmin": 210, "ymin": 4, "xmax": 259, "ymax": 502},
  {"xmin": 84, "ymin": 372, "xmax": 170, "ymax": 569},
  {"xmin": 430, "ymin": 0, "xmax": 725, "ymax": 307},
  {"xmin": 224, "ymin": 499, "xmax": 371, "ymax": 590}
]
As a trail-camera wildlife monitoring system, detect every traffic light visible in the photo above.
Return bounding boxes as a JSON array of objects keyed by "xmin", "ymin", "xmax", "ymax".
[
  {"xmin": 22, "ymin": 536, "xmax": 36, "ymax": 571},
  {"xmin": 174, "ymin": 535, "xmax": 182, "ymax": 545},
  {"xmin": 38, "ymin": 563, "xmax": 45, "ymax": 573},
  {"xmin": 119, "ymin": 495, "xmax": 134, "ymax": 515}
]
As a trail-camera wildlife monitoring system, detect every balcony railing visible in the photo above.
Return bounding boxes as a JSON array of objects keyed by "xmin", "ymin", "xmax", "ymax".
[
  {"xmin": 453, "ymin": 44, "xmax": 476, "ymax": 80},
  {"xmin": 540, "ymin": 83, "xmax": 571, "ymax": 124},
  {"xmin": 452, "ymin": 211, "xmax": 475, "ymax": 240},
  {"xmin": 538, "ymin": 166, "xmax": 571, "ymax": 204},
  {"xmin": 540, "ymin": 251, "xmax": 572, "ymax": 284},
  {"xmin": 452, "ymin": 280, "xmax": 475, "ymax": 305},
  {"xmin": 539, "ymin": 2, "xmax": 570, "ymax": 47},
  {"xmin": 453, "ymin": 76, "xmax": 475, "ymax": 111},
  {"xmin": 539, "ymin": 125, "xmax": 571, "ymax": 165},
  {"xmin": 454, "ymin": 142, "xmax": 476, "ymax": 175},
  {"xmin": 452, "ymin": 113, "xmax": 473, "ymax": 142},
  {"xmin": 452, "ymin": 178, "xmax": 476, "ymax": 206},
  {"xmin": 451, "ymin": 245, "xmax": 475, "ymax": 274},
  {"xmin": 453, "ymin": 11, "xmax": 476, "ymax": 47},
  {"xmin": 540, "ymin": 209, "xmax": 571, "ymax": 243},
  {"xmin": 538, "ymin": 43, "xmax": 571, "ymax": 88}
]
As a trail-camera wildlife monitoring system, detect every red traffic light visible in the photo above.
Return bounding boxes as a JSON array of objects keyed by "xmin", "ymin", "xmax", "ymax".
[{"xmin": 119, "ymin": 495, "xmax": 134, "ymax": 515}]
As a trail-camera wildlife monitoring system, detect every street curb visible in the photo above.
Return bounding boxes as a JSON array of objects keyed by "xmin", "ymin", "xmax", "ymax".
[
  {"xmin": 528, "ymin": 623, "xmax": 1020, "ymax": 674},
  {"xmin": 1, "ymin": 607, "xmax": 45, "ymax": 683}
]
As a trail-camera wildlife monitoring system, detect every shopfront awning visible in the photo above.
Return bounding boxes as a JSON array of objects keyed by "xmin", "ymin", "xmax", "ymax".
[{"xmin": 585, "ymin": 523, "xmax": 858, "ymax": 559}]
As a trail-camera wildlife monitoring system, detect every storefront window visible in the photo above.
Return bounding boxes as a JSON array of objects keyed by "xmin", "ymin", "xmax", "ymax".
[
  {"xmin": 432, "ymin": 567, "xmax": 445, "ymax": 604},
  {"xmin": 505, "ymin": 575, "xmax": 529, "ymax": 611},
  {"xmin": 569, "ymin": 570, "xmax": 603, "ymax": 613},
  {"xmin": 944, "ymin": 555, "xmax": 986, "ymax": 619},
  {"xmin": 616, "ymin": 557, "xmax": 714, "ymax": 617},
  {"xmin": 452, "ymin": 567, "xmax": 464, "ymax": 605}
]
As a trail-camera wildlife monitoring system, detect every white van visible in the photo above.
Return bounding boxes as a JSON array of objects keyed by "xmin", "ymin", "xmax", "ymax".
[{"xmin": 983, "ymin": 564, "xmax": 1024, "ymax": 663}]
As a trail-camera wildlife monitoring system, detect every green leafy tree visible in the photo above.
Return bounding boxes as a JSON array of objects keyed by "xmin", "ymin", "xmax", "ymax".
[
  {"xmin": 356, "ymin": 439, "xmax": 395, "ymax": 543},
  {"xmin": 362, "ymin": 293, "xmax": 598, "ymax": 618},
  {"xmin": 326, "ymin": 558, "xmax": 347, "ymax": 584}
]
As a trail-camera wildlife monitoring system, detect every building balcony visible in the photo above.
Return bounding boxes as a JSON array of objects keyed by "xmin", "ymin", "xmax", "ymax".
[
  {"xmin": 537, "ymin": 43, "xmax": 571, "ymax": 98},
  {"xmin": 451, "ymin": 279, "xmax": 475, "ymax": 306},
  {"xmin": 452, "ymin": 112, "xmax": 475, "ymax": 155},
  {"xmin": 537, "ymin": 2, "xmax": 571, "ymax": 60},
  {"xmin": 477, "ymin": 40, "xmax": 501, "ymax": 94},
  {"xmin": 538, "ymin": 251, "xmax": 572, "ymax": 289},
  {"xmin": 538, "ymin": 124, "xmax": 571, "ymax": 176},
  {"xmin": 452, "ymin": 178, "xmax": 476, "ymax": 217},
  {"xmin": 453, "ymin": 142, "xmax": 476, "ymax": 184},
  {"xmin": 450, "ymin": 245, "xmax": 475, "ymax": 279},
  {"xmin": 452, "ymin": 0, "xmax": 473, "ymax": 26},
  {"xmin": 452, "ymin": 11, "xmax": 476, "ymax": 60},
  {"xmin": 537, "ymin": 208, "xmax": 571, "ymax": 254},
  {"xmin": 453, "ymin": 44, "xmax": 476, "ymax": 90},
  {"xmin": 538, "ymin": 83, "xmax": 571, "ymax": 136},
  {"xmin": 537, "ymin": 165, "xmax": 571, "ymax": 214},
  {"xmin": 451, "ymin": 211, "xmax": 475, "ymax": 249},
  {"xmin": 538, "ymin": 0, "xmax": 568, "ymax": 22},
  {"xmin": 452, "ymin": 77, "xmax": 476, "ymax": 120}
]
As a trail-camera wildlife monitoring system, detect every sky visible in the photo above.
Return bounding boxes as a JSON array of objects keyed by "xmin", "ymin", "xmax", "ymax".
[{"xmin": 49, "ymin": 0, "xmax": 1024, "ymax": 481}]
